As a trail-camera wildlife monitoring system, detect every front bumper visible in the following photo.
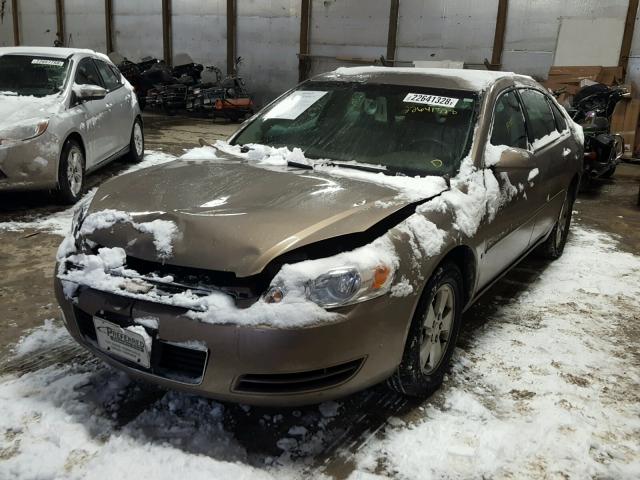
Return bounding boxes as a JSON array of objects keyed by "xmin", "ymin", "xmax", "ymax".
[
  {"xmin": 0, "ymin": 132, "xmax": 60, "ymax": 192},
  {"xmin": 54, "ymin": 275, "xmax": 416, "ymax": 406}
]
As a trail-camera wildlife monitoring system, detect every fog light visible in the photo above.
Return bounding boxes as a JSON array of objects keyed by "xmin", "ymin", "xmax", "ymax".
[{"xmin": 264, "ymin": 286, "xmax": 285, "ymax": 304}]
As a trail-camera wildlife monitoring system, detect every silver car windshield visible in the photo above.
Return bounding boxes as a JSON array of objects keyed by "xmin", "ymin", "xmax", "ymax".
[
  {"xmin": 233, "ymin": 81, "xmax": 478, "ymax": 176},
  {"xmin": 0, "ymin": 55, "xmax": 71, "ymax": 97}
]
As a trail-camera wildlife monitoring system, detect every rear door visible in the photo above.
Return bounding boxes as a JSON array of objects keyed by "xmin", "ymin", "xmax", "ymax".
[
  {"xmin": 518, "ymin": 88, "xmax": 569, "ymax": 242},
  {"xmin": 94, "ymin": 58, "xmax": 132, "ymax": 156},
  {"xmin": 74, "ymin": 57, "xmax": 110, "ymax": 167},
  {"xmin": 478, "ymin": 89, "xmax": 540, "ymax": 288}
]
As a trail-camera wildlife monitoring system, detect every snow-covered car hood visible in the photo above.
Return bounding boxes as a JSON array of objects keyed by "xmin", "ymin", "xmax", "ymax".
[
  {"xmin": 0, "ymin": 93, "xmax": 62, "ymax": 127},
  {"xmin": 81, "ymin": 155, "xmax": 445, "ymax": 276}
]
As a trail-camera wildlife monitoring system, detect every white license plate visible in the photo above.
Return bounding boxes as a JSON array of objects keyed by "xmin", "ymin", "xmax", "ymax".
[{"xmin": 93, "ymin": 317, "xmax": 151, "ymax": 368}]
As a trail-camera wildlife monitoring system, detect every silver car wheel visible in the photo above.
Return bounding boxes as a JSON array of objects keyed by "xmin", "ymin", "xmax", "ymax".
[
  {"xmin": 67, "ymin": 147, "xmax": 83, "ymax": 197},
  {"xmin": 133, "ymin": 122, "xmax": 144, "ymax": 157},
  {"xmin": 420, "ymin": 283, "xmax": 455, "ymax": 374}
]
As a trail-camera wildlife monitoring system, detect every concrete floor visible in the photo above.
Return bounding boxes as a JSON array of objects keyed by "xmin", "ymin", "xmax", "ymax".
[{"xmin": 0, "ymin": 115, "xmax": 639, "ymax": 477}]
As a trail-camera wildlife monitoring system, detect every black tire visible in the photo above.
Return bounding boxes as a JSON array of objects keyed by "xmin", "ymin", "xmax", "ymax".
[
  {"xmin": 537, "ymin": 187, "xmax": 575, "ymax": 260},
  {"xmin": 127, "ymin": 118, "xmax": 145, "ymax": 162},
  {"xmin": 56, "ymin": 139, "xmax": 85, "ymax": 205},
  {"xmin": 387, "ymin": 262, "xmax": 464, "ymax": 397},
  {"xmin": 601, "ymin": 165, "xmax": 617, "ymax": 178}
]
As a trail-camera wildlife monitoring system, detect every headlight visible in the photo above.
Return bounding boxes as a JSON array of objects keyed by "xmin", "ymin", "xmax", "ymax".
[
  {"xmin": 265, "ymin": 264, "xmax": 393, "ymax": 308},
  {"xmin": 0, "ymin": 118, "xmax": 49, "ymax": 144}
]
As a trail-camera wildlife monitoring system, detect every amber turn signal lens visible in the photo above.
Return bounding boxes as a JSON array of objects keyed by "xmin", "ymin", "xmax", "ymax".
[{"xmin": 372, "ymin": 265, "xmax": 390, "ymax": 290}]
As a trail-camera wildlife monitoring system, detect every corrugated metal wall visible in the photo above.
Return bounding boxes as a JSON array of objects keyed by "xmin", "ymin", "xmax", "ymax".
[{"xmin": 1, "ymin": 0, "xmax": 640, "ymax": 103}]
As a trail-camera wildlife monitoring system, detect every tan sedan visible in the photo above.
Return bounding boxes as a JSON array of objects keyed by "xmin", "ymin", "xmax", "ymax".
[{"xmin": 54, "ymin": 67, "xmax": 583, "ymax": 406}]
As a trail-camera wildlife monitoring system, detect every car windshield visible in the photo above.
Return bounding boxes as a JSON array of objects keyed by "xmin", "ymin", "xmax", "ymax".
[
  {"xmin": 232, "ymin": 81, "xmax": 478, "ymax": 176},
  {"xmin": 0, "ymin": 55, "xmax": 71, "ymax": 97}
]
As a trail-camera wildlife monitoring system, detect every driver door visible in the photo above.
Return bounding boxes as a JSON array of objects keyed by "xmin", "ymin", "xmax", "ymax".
[
  {"xmin": 74, "ymin": 57, "xmax": 110, "ymax": 168},
  {"xmin": 477, "ymin": 89, "xmax": 541, "ymax": 288}
]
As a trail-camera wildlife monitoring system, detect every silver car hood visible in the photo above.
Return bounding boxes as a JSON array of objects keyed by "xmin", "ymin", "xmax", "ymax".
[{"xmin": 0, "ymin": 93, "xmax": 63, "ymax": 127}]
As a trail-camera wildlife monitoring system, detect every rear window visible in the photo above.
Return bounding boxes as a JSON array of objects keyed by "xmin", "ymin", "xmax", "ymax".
[{"xmin": 519, "ymin": 89, "xmax": 557, "ymax": 142}]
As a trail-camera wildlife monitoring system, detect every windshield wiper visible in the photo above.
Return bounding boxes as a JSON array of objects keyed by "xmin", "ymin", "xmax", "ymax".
[
  {"xmin": 287, "ymin": 160, "xmax": 313, "ymax": 170},
  {"xmin": 323, "ymin": 161, "xmax": 406, "ymax": 177}
]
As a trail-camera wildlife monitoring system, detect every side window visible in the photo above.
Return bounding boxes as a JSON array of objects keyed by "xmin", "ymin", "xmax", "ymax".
[
  {"xmin": 75, "ymin": 58, "xmax": 103, "ymax": 87},
  {"xmin": 95, "ymin": 60, "xmax": 121, "ymax": 91},
  {"xmin": 519, "ymin": 89, "xmax": 557, "ymax": 143},
  {"xmin": 490, "ymin": 90, "xmax": 528, "ymax": 149},
  {"xmin": 549, "ymin": 100, "xmax": 568, "ymax": 132}
]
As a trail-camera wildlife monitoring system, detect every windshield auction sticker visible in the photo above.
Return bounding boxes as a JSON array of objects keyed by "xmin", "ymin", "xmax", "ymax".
[
  {"xmin": 31, "ymin": 59, "xmax": 64, "ymax": 67},
  {"xmin": 264, "ymin": 91, "xmax": 328, "ymax": 120},
  {"xmin": 403, "ymin": 93, "xmax": 459, "ymax": 108}
]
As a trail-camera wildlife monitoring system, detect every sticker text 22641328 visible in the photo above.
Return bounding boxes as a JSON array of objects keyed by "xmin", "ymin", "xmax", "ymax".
[{"xmin": 403, "ymin": 93, "xmax": 459, "ymax": 108}]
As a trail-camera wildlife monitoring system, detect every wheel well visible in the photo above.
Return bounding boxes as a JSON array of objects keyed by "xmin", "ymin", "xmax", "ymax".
[
  {"xmin": 439, "ymin": 245, "xmax": 476, "ymax": 307},
  {"xmin": 64, "ymin": 132, "xmax": 85, "ymax": 165}
]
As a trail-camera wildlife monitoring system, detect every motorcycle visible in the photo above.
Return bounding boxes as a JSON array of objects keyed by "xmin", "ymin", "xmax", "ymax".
[{"xmin": 558, "ymin": 84, "xmax": 628, "ymax": 186}]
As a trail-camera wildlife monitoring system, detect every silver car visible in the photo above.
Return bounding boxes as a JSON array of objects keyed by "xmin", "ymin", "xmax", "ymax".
[{"xmin": 0, "ymin": 47, "xmax": 143, "ymax": 203}]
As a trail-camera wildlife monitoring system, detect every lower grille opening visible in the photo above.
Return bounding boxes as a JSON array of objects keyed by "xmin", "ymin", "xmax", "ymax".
[
  {"xmin": 0, "ymin": 168, "xmax": 6, "ymax": 180},
  {"xmin": 156, "ymin": 342, "xmax": 208, "ymax": 382},
  {"xmin": 73, "ymin": 307, "xmax": 207, "ymax": 384},
  {"xmin": 235, "ymin": 358, "xmax": 364, "ymax": 394}
]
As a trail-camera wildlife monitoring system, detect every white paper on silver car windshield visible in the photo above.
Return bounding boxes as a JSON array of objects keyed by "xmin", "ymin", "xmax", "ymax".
[
  {"xmin": 264, "ymin": 91, "xmax": 328, "ymax": 120},
  {"xmin": 403, "ymin": 93, "xmax": 459, "ymax": 108}
]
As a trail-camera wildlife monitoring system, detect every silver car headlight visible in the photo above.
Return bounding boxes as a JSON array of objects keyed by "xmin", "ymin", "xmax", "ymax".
[
  {"xmin": 265, "ymin": 264, "xmax": 393, "ymax": 308},
  {"xmin": 0, "ymin": 118, "xmax": 49, "ymax": 144}
]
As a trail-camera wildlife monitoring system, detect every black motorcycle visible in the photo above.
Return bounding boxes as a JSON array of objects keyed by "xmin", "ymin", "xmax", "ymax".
[{"xmin": 560, "ymin": 84, "xmax": 628, "ymax": 186}]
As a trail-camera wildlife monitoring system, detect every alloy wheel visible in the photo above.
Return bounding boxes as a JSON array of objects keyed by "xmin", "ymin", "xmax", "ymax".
[
  {"xmin": 420, "ymin": 284, "xmax": 455, "ymax": 374},
  {"xmin": 66, "ymin": 148, "xmax": 83, "ymax": 197},
  {"xmin": 134, "ymin": 122, "xmax": 144, "ymax": 157}
]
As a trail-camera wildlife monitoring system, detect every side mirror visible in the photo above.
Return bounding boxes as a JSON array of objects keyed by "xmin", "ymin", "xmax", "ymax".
[
  {"xmin": 490, "ymin": 147, "xmax": 535, "ymax": 170},
  {"xmin": 73, "ymin": 83, "xmax": 107, "ymax": 102}
]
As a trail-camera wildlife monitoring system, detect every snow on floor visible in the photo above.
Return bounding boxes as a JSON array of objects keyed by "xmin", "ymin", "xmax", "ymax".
[
  {"xmin": 1, "ymin": 225, "xmax": 639, "ymax": 479},
  {"xmin": 0, "ymin": 150, "xmax": 176, "ymax": 237}
]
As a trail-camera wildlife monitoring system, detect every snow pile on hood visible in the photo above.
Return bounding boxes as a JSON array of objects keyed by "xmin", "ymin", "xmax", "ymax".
[
  {"xmin": 0, "ymin": 92, "xmax": 63, "ymax": 126},
  {"xmin": 58, "ymin": 244, "xmax": 338, "ymax": 328},
  {"xmin": 215, "ymin": 140, "xmax": 449, "ymax": 203},
  {"xmin": 79, "ymin": 209, "xmax": 178, "ymax": 258}
]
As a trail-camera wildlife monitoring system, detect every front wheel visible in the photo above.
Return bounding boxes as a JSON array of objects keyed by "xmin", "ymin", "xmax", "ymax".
[
  {"xmin": 387, "ymin": 262, "xmax": 463, "ymax": 397},
  {"xmin": 56, "ymin": 139, "xmax": 85, "ymax": 204},
  {"xmin": 126, "ymin": 118, "xmax": 145, "ymax": 162}
]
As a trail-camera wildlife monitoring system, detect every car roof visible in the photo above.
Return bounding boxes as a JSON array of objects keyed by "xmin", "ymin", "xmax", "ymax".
[
  {"xmin": 0, "ymin": 46, "xmax": 99, "ymax": 59},
  {"xmin": 314, "ymin": 66, "xmax": 537, "ymax": 93}
]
